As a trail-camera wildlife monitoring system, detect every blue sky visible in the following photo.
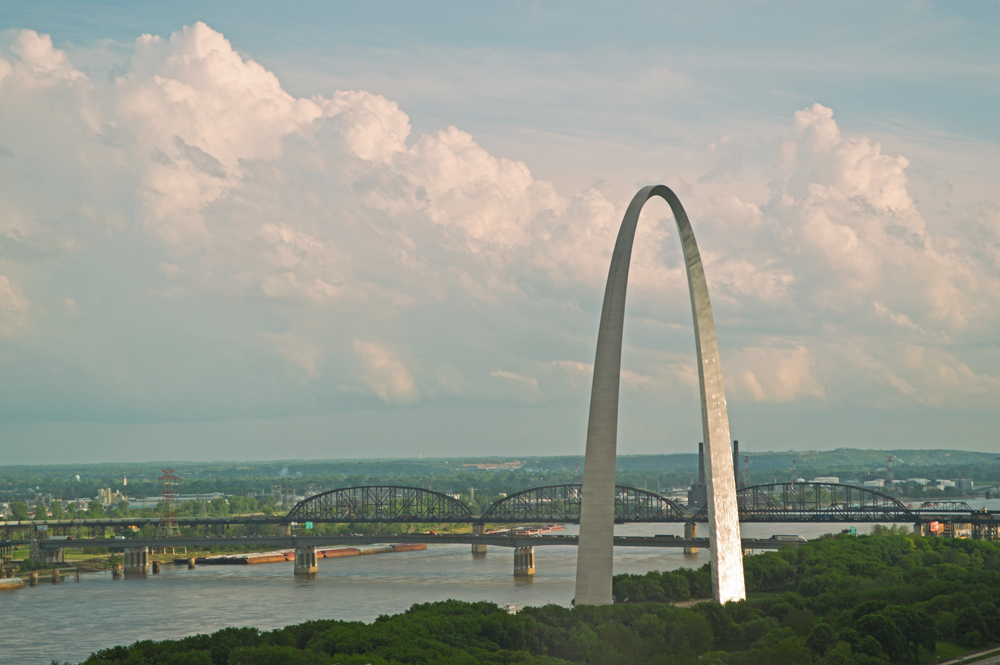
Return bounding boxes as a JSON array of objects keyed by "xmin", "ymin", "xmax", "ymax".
[{"xmin": 1, "ymin": 1, "xmax": 998, "ymax": 463}]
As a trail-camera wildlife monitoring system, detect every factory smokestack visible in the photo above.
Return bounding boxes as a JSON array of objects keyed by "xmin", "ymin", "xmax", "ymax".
[
  {"xmin": 733, "ymin": 440, "xmax": 739, "ymax": 489},
  {"xmin": 698, "ymin": 442, "xmax": 705, "ymax": 485}
]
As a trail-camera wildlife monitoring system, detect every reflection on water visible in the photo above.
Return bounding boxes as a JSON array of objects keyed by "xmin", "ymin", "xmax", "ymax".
[{"xmin": 5, "ymin": 501, "xmax": 1000, "ymax": 665}]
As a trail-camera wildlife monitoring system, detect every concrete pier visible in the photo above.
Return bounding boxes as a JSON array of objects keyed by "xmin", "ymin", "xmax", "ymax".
[
  {"xmin": 683, "ymin": 523, "xmax": 698, "ymax": 554},
  {"xmin": 188, "ymin": 558, "xmax": 196, "ymax": 569},
  {"xmin": 51, "ymin": 569, "xmax": 61, "ymax": 583},
  {"xmin": 513, "ymin": 547, "xmax": 535, "ymax": 577},
  {"xmin": 112, "ymin": 564, "xmax": 122, "ymax": 578},
  {"xmin": 124, "ymin": 547, "xmax": 149, "ymax": 576},
  {"xmin": 0, "ymin": 577, "xmax": 25, "ymax": 591},
  {"xmin": 29, "ymin": 571, "xmax": 38, "ymax": 586},
  {"xmin": 152, "ymin": 561, "xmax": 160, "ymax": 574},
  {"xmin": 471, "ymin": 524, "xmax": 488, "ymax": 554},
  {"xmin": 294, "ymin": 546, "xmax": 318, "ymax": 575}
]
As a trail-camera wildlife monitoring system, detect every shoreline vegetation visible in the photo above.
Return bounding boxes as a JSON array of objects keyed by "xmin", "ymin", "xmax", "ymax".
[{"xmin": 58, "ymin": 531, "xmax": 1000, "ymax": 665}]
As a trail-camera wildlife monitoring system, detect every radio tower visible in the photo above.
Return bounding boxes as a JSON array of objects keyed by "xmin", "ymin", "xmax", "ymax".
[
  {"xmin": 574, "ymin": 462, "xmax": 580, "ymax": 484},
  {"xmin": 885, "ymin": 456, "xmax": 894, "ymax": 488},
  {"xmin": 157, "ymin": 469, "xmax": 181, "ymax": 537},
  {"xmin": 743, "ymin": 455, "xmax": 750, "ymax": 488}
]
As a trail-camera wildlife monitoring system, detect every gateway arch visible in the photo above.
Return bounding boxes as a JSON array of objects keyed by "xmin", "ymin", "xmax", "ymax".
[{"xmin": 574, "ymin": 185, "xmax": 745, "ymax": 605}]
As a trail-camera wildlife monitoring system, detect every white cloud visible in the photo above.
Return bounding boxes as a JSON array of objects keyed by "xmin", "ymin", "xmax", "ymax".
[
  {"xmin": 0, "ymin": 275, "xmax": 29, "ymax": 337},
  {"xmin": 265, "ymin": 332, "xmax": 322, "ymax": 379},
  {"xmin": 354, "ymin": 340, "xmax": 418, "ymax": 403},
  {"xmin": 729, "ymin": 344, "xmax": 825, "ymax": 403},
  {"xmin": 1, "ymin": 23, "xmax": 998, "ymax": 434}
]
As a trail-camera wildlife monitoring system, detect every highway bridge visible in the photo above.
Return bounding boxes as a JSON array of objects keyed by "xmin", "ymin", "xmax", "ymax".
[
  {"xmin": 32, "ymin": 533, "xmax": 792, "ymax": 552},
  {"xmin": 4, "ymin": 482, "xmax": 997, "ymax": 533},
  {"xmin": 5, "ymin": 480, "xmax": 995, "ymax": 579}
]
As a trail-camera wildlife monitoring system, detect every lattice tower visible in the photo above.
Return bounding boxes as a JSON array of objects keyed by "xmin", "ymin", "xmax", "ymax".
[{"xmin": 157, "ymin": 469, "xmax": 181, "ymax": 537}]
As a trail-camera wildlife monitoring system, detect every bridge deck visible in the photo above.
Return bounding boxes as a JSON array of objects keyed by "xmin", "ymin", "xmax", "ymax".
[{"xmin": 37, "ymin": 534, "xmax": 792, "ymax": 550}]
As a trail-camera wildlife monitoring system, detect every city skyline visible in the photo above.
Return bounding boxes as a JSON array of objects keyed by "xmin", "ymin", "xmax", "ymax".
[{"xmin": 1, "ymin": 2, "xmax": 999, "ymax": 464}]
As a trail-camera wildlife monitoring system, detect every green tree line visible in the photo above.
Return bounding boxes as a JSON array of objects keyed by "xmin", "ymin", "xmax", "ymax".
[{"xmin": 68, "ymin": 532, "xmax": 1000, "ymax": 665}]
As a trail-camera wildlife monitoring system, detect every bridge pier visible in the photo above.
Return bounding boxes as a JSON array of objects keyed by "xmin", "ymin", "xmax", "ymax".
[
  {"xmin": 124, "ymin": 547, "xmax": 149, "ymax": 576},
  {"xmin": 472, "ymin": 524, "xmax": 487, "ymax": 554},
  {"xmin": 684, "ymin": 523, "xmax": 698, "ymax": 554},
  {"xmin": 513, "ymin": 547, "xmax": 535, "ymax": 577},
  {"xmin": 294, "ymin": 546, "xmax": 318, "ymax": 575}
]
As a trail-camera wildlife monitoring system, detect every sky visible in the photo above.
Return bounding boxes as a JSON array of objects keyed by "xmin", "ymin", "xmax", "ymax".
[{"xmin": 1, "ymin": 1, "xmax": 999, "ymax": 464}]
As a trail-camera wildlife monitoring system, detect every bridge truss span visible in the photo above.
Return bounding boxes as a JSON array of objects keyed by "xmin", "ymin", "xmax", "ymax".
[
  {"xmin": 285, "ymin": 486, "xmax": 474, "ymax": 523},
  {"xmin": 696, "ymin": 482, "xmax": 915, "ymax": 523},
  {"xmin": 478, "ymin": 484, "xmax": 686, "ymax": 524}
]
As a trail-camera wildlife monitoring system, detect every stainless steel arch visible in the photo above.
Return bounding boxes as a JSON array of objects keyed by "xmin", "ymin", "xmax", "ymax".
[{"xmin": 574, "ymin": 185, "xmax": 745, "ymax": 605}]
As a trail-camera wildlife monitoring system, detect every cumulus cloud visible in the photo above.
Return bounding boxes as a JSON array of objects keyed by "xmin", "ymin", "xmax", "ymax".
[
  {"xmin": 0, "ymin": 275, "xmax": 29, "ymax": 337},
  {"xmin": 730, "ymin": 344, "xmax": 826, "ymax": 403},
  {"xmin": 353, "ymin": 340, "xmax": 418, "ymax": 403},
  {"xmin": 1, "ymin": 24, "xmax": 997, "ymax": 429}
]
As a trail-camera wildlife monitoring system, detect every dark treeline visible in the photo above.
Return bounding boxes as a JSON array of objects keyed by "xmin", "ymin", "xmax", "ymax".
[{"xmin": 69, "ymin": 532, "xmax": 1000, "ymax": 665}]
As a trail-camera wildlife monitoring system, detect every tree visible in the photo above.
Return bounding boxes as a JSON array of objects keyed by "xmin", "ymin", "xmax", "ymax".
[
  {"xmin": 34, "ymin": 503, "xmax": 47, "ymax": 520},
  {"xmin": 50, "ymin": 502, "xmax": 64, "ymax": 519},
  {"xmin": 209, "ymin": 497, "xmax": 230, "ymax": 516},
  {"xmin": 957, "ymin": 607, "xmax": 987, "ymax": 646},
  {"xmin": 87, "ymin": 501, "xmax": 106, "ymax": 518},
  {"xmin": 11, "ymin": 501, "xmax": 28, "ymax": 521},
  {"xmin": 884, "ymin": 605, "xmax": 936, "ymax": 661},
  {"xmin": 979, "ymin": 602, "xmax": 1000, "ymax": 642},
  {"xmin": 806, "ymin": 623, "xmax": 836, "ymax": 656},
  {"xmin": 854, "ymin": 614, "xmax": 904, "ymax": 661},
  {"xmin": 855, "ymin": 635, "xmax": 885, "ymax": 660}
]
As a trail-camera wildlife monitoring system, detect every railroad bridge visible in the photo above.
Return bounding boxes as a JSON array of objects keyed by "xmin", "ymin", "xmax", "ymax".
[{"xmin": 6, "ymin": 482, "xmax": 998, "ymax": 579}]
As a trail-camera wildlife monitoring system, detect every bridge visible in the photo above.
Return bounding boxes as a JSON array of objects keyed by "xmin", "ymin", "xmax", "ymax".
[
  {"xmin": 5, "ymin": 482, "xmax": 997, "ymax": 578},
  {"xmin": 34, "ymin": 533, "xmax": 790, "ymax": 552},
  {"xmin": 21, "ymin": 532, "xmax": 792, "ymax": 579},
  {"xmin": 5, "ymin": 482, "xmax": 997, "ymax": 531}
]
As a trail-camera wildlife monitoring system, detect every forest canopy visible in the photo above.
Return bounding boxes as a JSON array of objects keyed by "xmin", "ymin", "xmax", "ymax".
[{"xmin": 71, "ymin": 532, "xmax": 1000, "ymax": 665}]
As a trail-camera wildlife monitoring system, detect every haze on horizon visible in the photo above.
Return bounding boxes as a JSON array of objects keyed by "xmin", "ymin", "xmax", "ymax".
[{"xmin": 1, "ymin": 2, "xmax": 998, "ymax": 465}]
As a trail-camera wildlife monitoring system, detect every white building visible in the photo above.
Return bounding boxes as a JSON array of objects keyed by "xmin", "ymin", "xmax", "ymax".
[
  {"xmin": 863, "ymin": 479, "xmax": 885, "ymax": 488},
  {"xmin": 813, "ymin": 476, "xmax": 840, "ymax": 484},
  {"xmin": 906, "ymin": 478, "xmax": 929, "ymax": 485}
]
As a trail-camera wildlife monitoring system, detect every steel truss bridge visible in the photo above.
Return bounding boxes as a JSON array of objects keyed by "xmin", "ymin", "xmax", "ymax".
[
  {"xmin": 29, "ymin": 533, "xmax": 790, "ymax": 552},
  {"xmin": 4, "ymin": 483, "xmax": 999, "ymax": 540}
]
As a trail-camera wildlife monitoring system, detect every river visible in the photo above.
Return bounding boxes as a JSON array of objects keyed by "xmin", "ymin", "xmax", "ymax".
[{"xmin": 5, "ymin": 499, "xmax": 1000, "ymax": 665}]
